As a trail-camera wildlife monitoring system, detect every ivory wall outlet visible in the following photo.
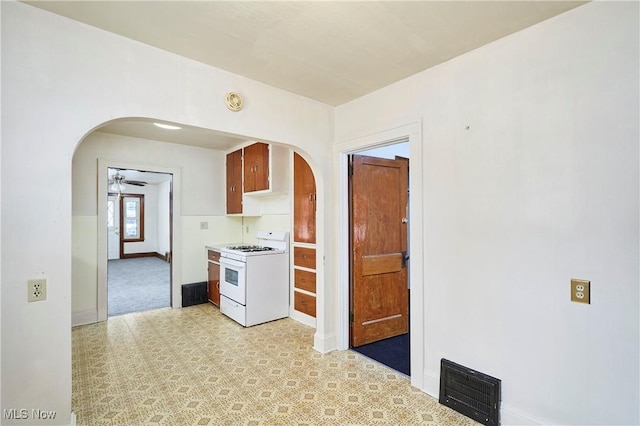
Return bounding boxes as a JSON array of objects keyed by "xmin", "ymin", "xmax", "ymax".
[
  {"xmin": 571, "ymin": 278, "xmax": 590, "ymax": 304},
  {"xmin": 28, "ymin": 278, "xmax": 47, "ymax": 302}
]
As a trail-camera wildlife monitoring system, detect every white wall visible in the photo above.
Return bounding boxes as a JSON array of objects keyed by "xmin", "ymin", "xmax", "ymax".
[
  {"xmin": 157, "ymin": 180, "xmax": 171, "ymax": 256},
  {"xmin": 335, "ymin": 2, "xmax": 639, "ymax": 425},
  {"xmin": 1, "ymin": 3, "xmax": 333, "ymax": 424}
]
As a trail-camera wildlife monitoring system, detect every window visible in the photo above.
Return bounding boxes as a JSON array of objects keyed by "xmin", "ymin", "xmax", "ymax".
[{"xmin": 121, "ymin": 194, "xmax": 144, "ymax": 242}]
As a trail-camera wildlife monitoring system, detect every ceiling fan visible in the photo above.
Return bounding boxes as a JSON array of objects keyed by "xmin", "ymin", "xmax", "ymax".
[{"xmin": 108, "ymin": 171, "xmax": 147, "ymax": 194}]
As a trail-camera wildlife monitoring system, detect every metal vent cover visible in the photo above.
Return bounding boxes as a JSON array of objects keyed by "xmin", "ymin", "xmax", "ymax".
[{"xmin": 439, "ymin": 359, "xmax": 501, "ymax": 426}]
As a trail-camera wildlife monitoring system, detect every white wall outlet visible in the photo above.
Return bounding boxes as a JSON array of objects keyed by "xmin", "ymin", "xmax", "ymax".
[
  {"xmin": 28, "ymin": 278, "xmax": 47, "ymax": 302},
  {"xmin": 200, "ymin": 221, "xmax": 208, "ymax": 230}
]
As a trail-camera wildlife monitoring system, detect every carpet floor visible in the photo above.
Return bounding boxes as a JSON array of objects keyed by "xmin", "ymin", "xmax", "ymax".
[
  {"xmin": 108, "ymin": 257, "xmax": 170, "ymax": 317},
  {"xmin": 352, "ymin": 333, "xmax": 410, "ymax": 376}
]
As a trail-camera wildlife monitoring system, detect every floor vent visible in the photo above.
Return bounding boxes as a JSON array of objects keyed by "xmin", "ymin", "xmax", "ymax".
[
  {"xmin": 182, "ymin": 282, "xmax": 207, "ymax": 307},
  {"xmin": 439, "ymin": 359, "xmax": 501, "ymax": 426}
]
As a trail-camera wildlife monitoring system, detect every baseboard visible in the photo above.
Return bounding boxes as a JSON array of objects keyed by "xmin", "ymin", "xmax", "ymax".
[
  {"xmin": 290, "ymin": 309, "xmax": 316, "ymax": 328},
  {"xmin": 72, "ymin": 309, "xmax": 98, "ymax": 326},
  {"xmin": 313, "ymin": 331, "xmax": 336, "ymax": 354},
  {"xmin": 68, "ymin": 412, "xmax": 77, "ymax": 426},
  {"xmin": 500, "ymin": 403, "xmax": 555, "ymax": 426},
  {"xmin": 422, "ymin": 369, "xmax": 440, "ymax": 399},
  {"xmin": 120, "ymin": 251, "xmax": 164, "ymax": 260}
]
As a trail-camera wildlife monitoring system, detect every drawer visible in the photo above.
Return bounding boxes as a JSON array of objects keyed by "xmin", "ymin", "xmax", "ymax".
[
  {"xmin": 294, "ymin": 291, "xmax": 316, "ymax": 318},
  {"xmin": 293, "ymin": 247, "xmax": 315, "ymax": 269},
  {"xmin": 208, "ymin": 250, "xmax": 221, "ymax": 262},
  {"xmin": 294, "ymin": 269, "xmax": 316, "ymax": 293},
  {"xmin": 220, "ymin": 295, "xmax": 246, "ymax": 326}
]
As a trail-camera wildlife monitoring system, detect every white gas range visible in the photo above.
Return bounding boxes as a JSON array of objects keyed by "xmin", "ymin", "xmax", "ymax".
[{"xmin": 219, "ymin": 231, "xmax": 290, "ymax": 327}]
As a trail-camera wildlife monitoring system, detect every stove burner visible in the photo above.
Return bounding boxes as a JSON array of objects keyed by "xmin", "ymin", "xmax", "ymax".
[{"xmin": 226, "ymin": 245, "xmax": 276, "ymax": 253}]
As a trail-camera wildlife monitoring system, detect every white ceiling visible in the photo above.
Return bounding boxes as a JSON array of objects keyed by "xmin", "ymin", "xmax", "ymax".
[
  {"xmin": 24, "ymin": 0, "xmax": 586, "ymax": 148},
  {"xmin": 109, "ymin": 167, "xmax": 172, "ymax": 185}
]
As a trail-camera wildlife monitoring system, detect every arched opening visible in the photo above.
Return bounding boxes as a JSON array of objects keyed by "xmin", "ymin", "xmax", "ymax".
[{"xmin": 71, "ymin": 117, "xmax": 324, "ymax": 332}]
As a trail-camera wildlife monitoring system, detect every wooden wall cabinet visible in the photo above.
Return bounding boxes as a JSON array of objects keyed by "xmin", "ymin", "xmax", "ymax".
[
  {"xmin": 293, "ymin": 152, "xmax": 316, "ymax": 243},
  {"xmin": 226, "ymin": 149, "xmax": 243, "ymax": 214},
  {"xmin": 243, "ymin": 142, "xmax": 270, "ymax": 192},
  {"xmin": 225, "ymin": 142, "xmax": 290, "ymax": 216},
  {"xmin": 292, "ymin": 153, "xmax": 317, "ymax": 323},
  {"xmin": 207, "ymin": 249, "xmax": 221, "ymax": 306}
]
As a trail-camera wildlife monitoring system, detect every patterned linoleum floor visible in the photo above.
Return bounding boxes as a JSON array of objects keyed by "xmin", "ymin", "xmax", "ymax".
[{"xmin": 72, "ymin": 304, "xmax": 478, "ymax": 425}]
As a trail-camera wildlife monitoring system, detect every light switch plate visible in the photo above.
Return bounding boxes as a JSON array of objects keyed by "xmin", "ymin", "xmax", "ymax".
[{"xmin": 571, "ymin": 279, "xmax": 590, "ymax": 304}]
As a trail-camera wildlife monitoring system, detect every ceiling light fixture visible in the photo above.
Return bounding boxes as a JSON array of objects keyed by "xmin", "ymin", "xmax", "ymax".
[{"xmin": 153, "ymin": 122, "xmax": 182, "ymax": 130}]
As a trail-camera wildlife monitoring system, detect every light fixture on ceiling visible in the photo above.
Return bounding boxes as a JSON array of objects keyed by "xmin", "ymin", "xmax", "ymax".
[
  {"xmin": 108, "ymin": 171, "xmax": 147, "ymax": 198},
  {"xmin": 153, "ymin": 122, "xmax": 182, "ymax": 130},
  {"xmin": 109, "ymin": 172, "xmax": 127, "ymax": 197},
  {"xmin": 110, "ymin": 182, "xmax": 126, "ymax": 195}
]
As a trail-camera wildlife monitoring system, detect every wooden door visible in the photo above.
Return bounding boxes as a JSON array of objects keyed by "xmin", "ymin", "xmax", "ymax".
[
  {"xmin": 243, "ymin": 142, "xmax": 269, "ymax": 192},
  {"xmin": 293, "ymin": 153, "xmax": 316, "ymax": 243},
  {"xmin": 207, "ymin": 252, "xmax": 220, "ymax": 306},
  {"xmin": 350, "ymin": 155, "xmax": 408, "ymax": 347},
  {"xmin": 226, "ymin": 149, "xmax": 242, "ymax": 214}
]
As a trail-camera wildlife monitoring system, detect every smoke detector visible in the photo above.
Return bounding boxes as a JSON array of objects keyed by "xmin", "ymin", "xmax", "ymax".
[{"xmin": 225, "ymin": 92, "xmax": 243, "ymax": 112}]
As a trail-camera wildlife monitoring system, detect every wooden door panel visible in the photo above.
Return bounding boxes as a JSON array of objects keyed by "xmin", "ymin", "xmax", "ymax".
[
  {"xmin": 351, "ymin": 155, "xmax": 408, "ymax": 347},
  {"xmin": 294, "ymin": 269, "xmax": 316, "ymax": 293},
  {"xmin": 293, "ymin": 153, "xmax": 316, "ymax": 243},
  {"xmin": 226, "ymin": 150, "xmax": 242, "ymax": 214},
  {"xmin": 294, "ymin": 291, "xmax": 316, "ymax": 317},
  {"xmin": 293, "ymin": 247, "xmax": 316, "ymax": 269},
  {"xmin": 208, "ymin": 260, "xmax": 220, "ymax": 306},
  {"xmin": 255, "ymin": 143, "xmax": 269, "ymax": 191},
  {"xmin": 244, "ymin": 142, "xmax": 269, "ymax": 192},
  {"xmin": 362, "ymin": 253, "xmax": 403, "ymax": 276}
]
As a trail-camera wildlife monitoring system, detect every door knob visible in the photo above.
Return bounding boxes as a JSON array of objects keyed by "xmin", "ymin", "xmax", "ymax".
[{"xmin": 401, "ymin": 217, "xmax": 408, "ymax": 223}]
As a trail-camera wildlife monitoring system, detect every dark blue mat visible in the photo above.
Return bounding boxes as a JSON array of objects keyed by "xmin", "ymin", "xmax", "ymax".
[{"xmin": 352, "ymin": 333, "xmax": 410, "ymax": 376}]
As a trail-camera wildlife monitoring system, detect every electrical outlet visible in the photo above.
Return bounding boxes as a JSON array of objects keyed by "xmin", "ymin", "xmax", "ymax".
[
  {"xmin": 571, "ymin": 278, "xmax": 590, "ymax": 304},
  {"xmin": 200, "ymin": 221, "xmax": 208, "ymax": 230},
  {"xmin": 28, "ymin": 278, "xmax": 47, "ymax": 302}
]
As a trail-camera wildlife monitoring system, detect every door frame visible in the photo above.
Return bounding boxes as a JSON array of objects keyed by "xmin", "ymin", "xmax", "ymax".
[
  {"xmin": 334, "ymin": 121, "xmax": 424, "ymax": 390},
  {"xmin": 97, "ymin": 159, "xmax": 182, "ymax": 322}
]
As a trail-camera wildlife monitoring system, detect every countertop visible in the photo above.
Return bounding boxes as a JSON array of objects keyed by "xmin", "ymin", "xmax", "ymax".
[{"xmin": 205, "ymin": 243, "xmax": 242, "ymax": 252}]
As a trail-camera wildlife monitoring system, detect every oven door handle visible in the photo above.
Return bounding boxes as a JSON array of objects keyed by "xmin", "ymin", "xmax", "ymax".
[{"xmin": 220, "ymin": 257, "xmax": 246, "ymax": 269}]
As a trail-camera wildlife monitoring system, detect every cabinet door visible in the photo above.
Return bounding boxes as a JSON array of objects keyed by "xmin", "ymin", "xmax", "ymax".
[
  {"xmin": 243, "ymin": 142, "xmax": 269, "ymax": 192},
  {"xmin": 226, "ymin": 150, "xmax": 242, "ymax": 214},
  {"xmin": 208, "ymin": 260, "xmax": 220, "ymax": 306},
  {"xmin": 293, "ymin": 153, "xmax": 316, "ymax": 243}
]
